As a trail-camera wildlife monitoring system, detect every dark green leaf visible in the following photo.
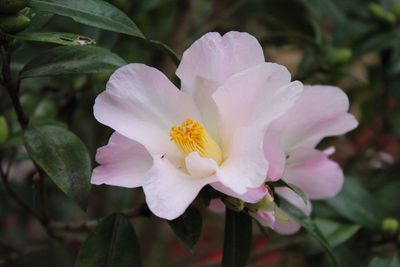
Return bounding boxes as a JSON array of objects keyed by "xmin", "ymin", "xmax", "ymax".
[
  {"xmin": 326, "ymin": 177, "xmax": 383, "ymax": 229},
  {"xmin": 222, "ymin": 209, "xmax": 252, "ymax": 267},
  {"xmin": 280, "ymin": 198, "xmax": 338, "ymax": 267},
  {"xmin": 76, "ymin": 214, "xmax": 141, "ymax": 267},
  {"xmin": 19, "ymin": 46, "xmax": 126, "ymax": 79},
  {"xmin": 168, "ymin": 206, "xmax": 202, "ymax": 251},
  {"xmin": 149, "ymin": 39, "xmax": 181, "ymax": 65},
  {"xmin": 314, "ymin": 218, "xmax": 361, "ymax": 247},
  {"xmin": 369, "ymin": 255, "xmax": 400, "ymax": 267},
  {"xmin": 29, "ymin": 0, "xmax": 145, "ymax": 38},
  {"xmin": 15, "ymin": 32, "xmax": 96, "ymax": 46},
  {"xmin": 24, "ymin": 124, "xmax": 91, "ymax": 209}
]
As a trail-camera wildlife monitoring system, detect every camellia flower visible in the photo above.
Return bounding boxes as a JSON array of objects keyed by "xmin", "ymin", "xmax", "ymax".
[
  {"xmin": 249, "ymin": 85, "xmax": 358, "ymax": 234},
  {"xmin": 91, "ymin": 31, "xmax": 304, "ymax": 220}
]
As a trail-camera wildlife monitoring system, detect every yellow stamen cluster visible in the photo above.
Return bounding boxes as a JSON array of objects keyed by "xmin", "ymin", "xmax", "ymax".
[{"xmin": 170, "ymin": 119, "xmax": 223, "ymax": 164}]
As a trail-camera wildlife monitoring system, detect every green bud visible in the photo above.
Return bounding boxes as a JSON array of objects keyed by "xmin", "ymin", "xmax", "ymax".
[
  {"xmin": 224, "ymin": 197, "xmax": 244, "ymax": 212},
  {"xmin": 0, "ymin": 14, "xmax": 30, "ymax": 34},
  {"xmin": 0, "ymin": 0, "xmax": 29, "ymax": 14},
  {"xmin": 381, "ymin": 217, "xmax": 399, "ymax": 235},
  {"xmin": 369, "ymin": 3, "xmax": 396, "ymax": 24},
  {"xmin": 245, "ymin": 195, "xmax": 275, "ymax": 213},
  {"xmin": 329, "ymin": 48, "xmax": 352, "ymax": 65}
]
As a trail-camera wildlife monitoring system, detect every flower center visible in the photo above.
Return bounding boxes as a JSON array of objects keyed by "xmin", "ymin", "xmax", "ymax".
[{"xmin": 170, "ymin": 119, "xmax": 222, "ymax": 164}]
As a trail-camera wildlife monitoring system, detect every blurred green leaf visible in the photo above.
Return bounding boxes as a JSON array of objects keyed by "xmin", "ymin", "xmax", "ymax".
[
  {"xmin": 0, "ymin": 116, "xmax": 9, "ymax": 144},
  {"xmin": 19, "ymin": 46, "xmax": 126, "ymax": 79},
  {"xmin": 355, "ymin": 32, "xmax": 400, "ymax": 56},
  {"xmin": 280, "ymin": 198, "xmax": 338, "ymax": 267},
  {"xmin": 368, "ymin": 255, "xmax": 400, "ymax": 267},
  {"xmin": 222, "ymin": 209, "xmax": 252, "ymax": 267},
  {"xmin": 20, "ymin": 8, "xmax": 53, "ymax": 32},
  {"xmin": 149, "ymin": 39, "xmax": 181, "ymax": 65},
  {"xmin": 314, "ymin": 218, "xmax": 361, "ymax": 247},
  {"xmin": 24, "ymin": 124, "xmax": 91, "ymax": 209},
  {"xmin": 326, "ymin": 177, "xmax": 384, "ymax": 229},
  {"xmin": 76, "ymin": 214, "xmax": 141, "ymax": 267},
  {"xmin": 32, "ymin": 99, "xmax": 58, "ymax": 120},
  {"xmin": 168, "ymin": 206, "xmax": 202, "ymax": 251},
  {"xmin": 28, "ymin": 0, "xmax": 145, "ymax": 38},
  {"xmin": 14, "ymin": 32, "xmax": 96, "ymax": 46}
]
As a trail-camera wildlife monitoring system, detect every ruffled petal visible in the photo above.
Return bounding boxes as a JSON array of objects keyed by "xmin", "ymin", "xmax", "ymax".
[
  {"xmin": 211, "ymin": 182, "xmax": 267, "ymax": 203},
  {"xmin": 216, "ymin": 127, "xmax": 269, "ymax": 194},
  {"xmin": 94, "ymin": 63, "xmax": 201, "ymax": 162},
  {"xmin": 263, "ymin": 130, "xmax": 286, "ymax": 181},
  {"xmin": 272, "ymin": 187, "xmax": 312, "ymax": 235},
  {"xmin": 177, "ymin": 31, "xmax": 265, "ymax": 95},
  {"xmin": 91, "ymin": 132, "xmax": 153, "ymax": 188},
  {"xmin": 176, "ymin": 32, "xmax": 265, "ymax": 140},
  {"xmin": 185, "ymin": 152, "xmax": 218, "ymax": 178},
  {"xmin": 284, "ymin": 148, "xmax": 344, "ymax": 200},
  {"xmin": 213, "ymin": 63, "xmax": 303, "ymax": 146},
  {"xmin": 269, "ymin": 85, "xmax": 358, "ymax": 150},
  {"xmin": 142, "ymin": 156, "xmax": 216, "ymax": 220}
]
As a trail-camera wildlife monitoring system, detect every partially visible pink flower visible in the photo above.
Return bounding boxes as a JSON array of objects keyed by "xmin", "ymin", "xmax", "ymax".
[
  {"xmin": 91, "ymin": 31, "xmax": 303, "ymax": 220},
  {"xmin": 253, "ymin": 85, "xmax": 358, "ymax": 234}
]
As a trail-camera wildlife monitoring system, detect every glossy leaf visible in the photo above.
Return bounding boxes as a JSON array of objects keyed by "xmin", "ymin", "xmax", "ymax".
[
  {"xmin": 19, "ymin": 46, "xmax": 126, "ymax": 79},
  {"xmin": 168, "ymin": 206, "xmax": 202, "ymax": 251},
  {"xmin": 222, "ymin": 209, "xmax": 252, "ymax": 267},
  {"xmin": 29, "ymin": 0, "xmax": 145, "ymax": 38},
  {"xmin": 280, "ymin": 198, "xmax": 338, "ymax": 267},
  {"xmin": 24, "ymin": 124, "xmax": 91, "ymax": 209},
  {"xmin": 314, "ymin": 218, "xmax": 361, "ymax": 247},
  {"xmin": 326, "ymin": 178, "xmax": 383, "ymax": 229},
  {"xmin": 15, "ymin": 32, "xmax": 96, "ymax": 46},
  {"xmin": 76, "ymin": 214, "xmax": 141, "ymax": 267}
]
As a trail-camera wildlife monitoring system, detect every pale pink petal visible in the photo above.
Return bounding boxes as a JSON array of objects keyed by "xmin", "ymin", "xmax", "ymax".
[
  {"xmin": 185, "ymin": 152, "xmax": 218, "ymax": 178},
  {"xmin": 269, "ymin": 85, "xmax": 358, "ymax": 150},
  {"xmin": 272, "ymin": 187, "xmax": 312, "ymax": 235},
  {"xmin": 177, "ymin": 31, "xmax": 265, "ymax": 95},
  {"xmin": 176, "ymin": 32, "xmax": 265, "ymax": 140},
  {"xmin": 94, "ymin": 63, "xmax": 201, "ymax": 162},
  {"xmin": 263, "ymin": 130, "xmax": 286, "ymax": 181},
  {"xmin": 284, "ymin": 148, "xmax": 344, "ymax": 200},
  {"xmin": 216, "ymin": 127, "xmax": 268, "ymax": 195},
  {"xmin": 211, "ymin": 182, "xmax": 267, "ymax": 203},
  {"xmin": 251, "ymin": 211, "xmax": 276, "ymax": 227},
  {"xmin": 91, "ymin": 132, "xmax": 153, "ymax": 187},
  {"xmin": 142, "ymin": 156, "xmax": 216, "ymax": 220},
  {"xmin": 209, "ymin": 199, "xmax": 226, "ymax": 214},
  {"xmin": 213, "ymin": 63, "xmax": 303, "ymax": 147}
]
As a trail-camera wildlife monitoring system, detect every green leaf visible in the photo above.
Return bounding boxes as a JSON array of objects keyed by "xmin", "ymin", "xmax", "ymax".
[
  {"xmin": 19, "ymin": 46, "xmax": 126, "ymax": 79},
  {"xmin": 149, "ymin": 39, "xmax": 181, "ymax": 65},
  {"xmin": 168, "ymin": 206, "xmax": 202, "ymax": 251},
  {"xmin": 28, "ymin": 0, "xmax": 144, "ymax": 38},
  {"xmin": 14, "ymin": 32, "xmax": 96, "ymax": 46},
  {"xmin": 0, "ymin": 116, "xmax": 9, "ymax": 145},
  {"xmin": 314, "ymin": 218, "xmax": 361, "ymax": 247},
  {"xmin": 76, "ymin": 214, "xmax": 141, "ymax": 267},
  {"xmin": 222, "ymin": 209, "xmax": 252, "ymax": 267},
  {"xmin": 279, "ymin": 198, "xmax": 338, "ymax": 267},
  {"xmin": 326, "ymin": 177, "xmax": 383, "ymax": 229},
  {"xmin": 24, "ymin": 124, "xmax": 91, "ymax": 209},
  {"xmin": 369, "ymin": 255, "xmax": 400, "ymax": 267}
]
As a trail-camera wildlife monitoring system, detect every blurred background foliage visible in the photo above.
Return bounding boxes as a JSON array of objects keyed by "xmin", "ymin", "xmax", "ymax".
[{"xmin": 1, "ymin": 0, "xmax": 400, "ymax": 266}]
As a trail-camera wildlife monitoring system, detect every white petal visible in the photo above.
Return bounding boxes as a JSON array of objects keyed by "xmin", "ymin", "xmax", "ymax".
[
  {"xmin": 142, "ymin": 156, "xmax": 216, "ymax": 220},
  {"xmin": 216, "ymin": 127, "xmax": 268, "ymax": 194},
  {"xmin": 213, "ymin": 63, "xmax": 303, "ymax": 146},
  {"xmin": 185, "ymin": 152, "xmax": 218, "ymax": 178},
  {"xmin": 94, "ymin": 64, "xmax": 201, "ymax": 161},
  {"xmin": 91, "ymin": 132, "xmax": 153, "ymax": 188},
  {"xmin": 211, "ymin": 182, "xmax": 267, "ymax": 203}
]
